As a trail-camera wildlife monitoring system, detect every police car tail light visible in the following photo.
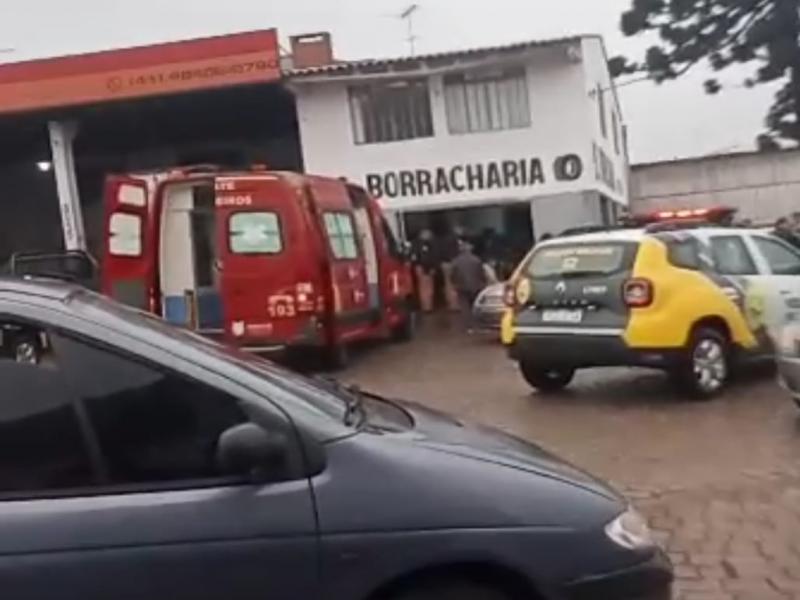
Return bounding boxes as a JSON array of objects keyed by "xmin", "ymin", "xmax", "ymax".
[{"xmin": 624, "ymin": 278, "xmax": 653, "ymax": 308}]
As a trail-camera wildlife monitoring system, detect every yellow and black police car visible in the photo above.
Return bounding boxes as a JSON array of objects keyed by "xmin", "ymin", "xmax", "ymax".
[{"xmin": 503, "ymin": 209, "xmax": 800, "ymax": 398}]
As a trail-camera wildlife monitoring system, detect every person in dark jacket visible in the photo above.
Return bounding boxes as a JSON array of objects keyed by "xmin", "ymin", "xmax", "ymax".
[
  {"xmin": 411, "ymin": 230, "xmax": 439, "ymax": 312},
  {"xmin": 450, "ymin": 240, "xmax": 488, "ymax": 332},
  {"xmin": 439, "ymin": 227, "xmax": 463, "ymax": 311},
  {"xmin": 774, "ymin": 217, "xmax": 800, "ymax": 249}
]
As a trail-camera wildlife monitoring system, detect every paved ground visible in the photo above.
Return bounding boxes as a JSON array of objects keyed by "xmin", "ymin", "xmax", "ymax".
[{"xmin": 342, "ymin": 317, "xmax": 800, "ymax": 600}]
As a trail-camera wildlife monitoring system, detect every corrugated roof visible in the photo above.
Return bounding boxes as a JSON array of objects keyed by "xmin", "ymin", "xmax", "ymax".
[{"xmin": 287, "ymin": 34, "xmax": 592, "ymax": 79}]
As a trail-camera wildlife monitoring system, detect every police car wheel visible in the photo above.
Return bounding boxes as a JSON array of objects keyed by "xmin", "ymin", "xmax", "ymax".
[
  {"xmin": 519, "ymin": 362, "xmax": 575, "ymax": 393},
  {"xmin": 675, "ymin": 328, "xmax": 729, "ymax": 399}
]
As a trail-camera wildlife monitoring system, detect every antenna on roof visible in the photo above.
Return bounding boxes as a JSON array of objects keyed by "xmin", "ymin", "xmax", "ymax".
[{"xmin": 399, "ymin": 4, "xmax": 420, "ymax": 56}]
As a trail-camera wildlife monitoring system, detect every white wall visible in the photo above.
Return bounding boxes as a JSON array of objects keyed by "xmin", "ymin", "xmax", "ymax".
[
  {"xmin": 631, "ymin": 149, "xmax": 800, "ymax": 224},
  {"xmin": 293, "ymin": 42, "xmax": 608, "ymax": 213},
  {"xmin": 531, "ymin": 191, "xmax": 604, "ymax": 238},
  {"xmin": 581, "ymin": 37, "xmax": 628, "ymax": 204}
]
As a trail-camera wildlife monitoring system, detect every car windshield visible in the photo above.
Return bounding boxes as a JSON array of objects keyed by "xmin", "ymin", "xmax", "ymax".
[
  {"xmin": 525, "ymin": 242, "xmax": 636, "ymax": 279},
  {"xmin": 68, "ymin": 290, "xmax": 354, "ymax": 423}
]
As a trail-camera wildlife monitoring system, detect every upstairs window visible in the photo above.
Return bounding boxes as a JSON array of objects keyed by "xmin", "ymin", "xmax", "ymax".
[
  {"xmin": 348, "ymin": 79, "xmax": 434, "ymax": 144},
  {"xmin": 444, "ymin": 67, "xmax": 531, "ymax": 134}
]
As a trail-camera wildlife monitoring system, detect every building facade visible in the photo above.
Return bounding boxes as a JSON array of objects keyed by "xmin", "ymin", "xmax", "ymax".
[
  {"xmin": 631, "ymin": 148, "xmax": 800, "ymax": 225},
  {"xmin": 289, "ymin": 34, "xmax": 629, "ymax": 246}
]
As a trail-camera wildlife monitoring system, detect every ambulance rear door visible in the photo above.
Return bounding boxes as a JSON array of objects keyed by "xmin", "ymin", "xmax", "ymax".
[
  {"xmin": 214, "ymin": 175, "xmax": 321, "ymax": 349},
  {"xmin": 102, "ymin": 175, "xmax": 158, "ymax": 313}
]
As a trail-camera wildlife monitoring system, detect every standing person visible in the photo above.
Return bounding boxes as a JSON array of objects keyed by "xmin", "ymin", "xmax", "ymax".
[
  {"xmin": 774, "ymin": 217, "xmax": 800, "ymax": 249},
  {"xmin": 450, "ymin": 240, "xmax": 488, "ymax": 333},
  {"xmin": 411, "ymin": 230, "xmax": 439, "ymax": 313},
  {"xmin": 791, "ymin": 212, "xmax": 800, "ymax": 237},
  {"xmin": 439, "ymin": 227, "xmax": 463, "ymax": 311}
]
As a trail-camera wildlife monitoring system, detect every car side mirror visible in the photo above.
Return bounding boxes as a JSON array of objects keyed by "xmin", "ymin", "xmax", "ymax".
[{"xmin": 217, "ymin": 423, "xmax": 287, "ymax": 481}]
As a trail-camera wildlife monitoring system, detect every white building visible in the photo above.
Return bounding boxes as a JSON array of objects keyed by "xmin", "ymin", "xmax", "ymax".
[
  {"xmin": 631, "ymin": 148, "xmax": 800, "ymax": 225},
  {"xmin": 287, "ymin": 33, "xmax": 629, "ymax": 247}
]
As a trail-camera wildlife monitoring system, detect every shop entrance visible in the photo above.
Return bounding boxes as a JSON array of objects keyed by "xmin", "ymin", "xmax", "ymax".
[{"xmin": 403, "ymin": 202, "xmax": 534, "ymax": 280}]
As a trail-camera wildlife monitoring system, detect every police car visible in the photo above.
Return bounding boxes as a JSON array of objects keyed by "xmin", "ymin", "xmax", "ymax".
[{"xmin": 504, "ymin": 209, "xmax": 800, "ymax": 398}]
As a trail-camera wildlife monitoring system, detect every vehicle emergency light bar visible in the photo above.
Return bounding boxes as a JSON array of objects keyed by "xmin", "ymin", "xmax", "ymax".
[
  {"xmin": 627, "ymin": 205, "xmax": 737, "ymax": 228},
  {"xmin": 167, "ymin": 164, "xmax": 221, "ymax": 177},
  {"xmin": 166, "ymin": 164, "xmax": 271, "ymax": 178},
  {"xmin": 656, "ymin": 208, "xmax": 712, "ymax": 219}
]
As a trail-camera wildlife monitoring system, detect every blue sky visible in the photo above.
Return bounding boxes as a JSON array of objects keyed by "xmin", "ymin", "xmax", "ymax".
[{"xmin": 0, "ymin": 0, "xmax": 779, "ymax": 162}]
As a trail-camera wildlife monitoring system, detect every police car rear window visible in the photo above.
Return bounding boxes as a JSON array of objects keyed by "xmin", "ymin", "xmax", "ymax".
[{"xmin": 526, "ymin": 243, "xmax": 637, "ymax": 279}]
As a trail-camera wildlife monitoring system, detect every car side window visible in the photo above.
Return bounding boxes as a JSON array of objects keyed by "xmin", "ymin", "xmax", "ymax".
[
  {"xmin": 657, "ymin": 235, "xmax": 703, "ymax": 271},
  {"xmin": 710, "ymin": 236, "xmax": 758, "ymax": 276},
  {"xmin": 752, "ymin": 236, "xmax": 800, "ymax": 276},
  {"xmin": 51, "ymin": 334, "xmax": 251, "ymax": 486},
  {"xmin": 0, "ymin": 323, "xmax": 95, "ymax": 496}
]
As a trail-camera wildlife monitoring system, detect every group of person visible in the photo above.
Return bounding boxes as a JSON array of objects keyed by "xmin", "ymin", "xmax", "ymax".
[
  {"xmin": 773, "ymin": 212, "xmax": 800, "ymax": 249},
  {"xmin": 410, "ymin": 229, "xmax": 491, "ymax": 329},
  {"xmin": 410, "ymin": 227, "xmax": 529, "ymax": 331}
]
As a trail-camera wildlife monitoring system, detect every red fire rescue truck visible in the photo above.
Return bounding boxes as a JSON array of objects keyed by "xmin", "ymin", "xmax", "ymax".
[{"xmin": 101, "ymin": 166, "xmax": 415, "ymax": 365}]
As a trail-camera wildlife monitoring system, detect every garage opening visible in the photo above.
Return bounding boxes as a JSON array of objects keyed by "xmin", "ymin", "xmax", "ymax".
[
  {"xmin": 403, "ymin": 202, "xmax": 535, "ymax": 279},
  {"xmin": 0, "ymin": 82, "xmax": 300, "ymax": 268}
]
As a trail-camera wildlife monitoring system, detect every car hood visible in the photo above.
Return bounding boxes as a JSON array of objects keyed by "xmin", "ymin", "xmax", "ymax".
[{"xmin": 392, "ymin": 398, "xmax": 621, "ymax": 501}]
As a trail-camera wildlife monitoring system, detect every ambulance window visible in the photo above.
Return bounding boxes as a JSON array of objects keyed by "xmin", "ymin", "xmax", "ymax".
[
  {"xmin": 109, "ymin": 213, "xmax": 142, "ymax": 257},
  {"xmin": 229, "ymin": 212, "xmax": 283, "ymax": 254},
  {"xmin": 324, "ymin": 212, "xmax": 359, "ymax": 260},
  {"xmin": 710, "ymin": 236, "xmax": 757, "ymax": 276},
  {"xmin": 753, "ymin": 237, "xmax": 800, "ymax": 275}
]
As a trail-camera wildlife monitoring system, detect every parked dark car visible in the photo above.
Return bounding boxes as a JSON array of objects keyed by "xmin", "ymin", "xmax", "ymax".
[{"xmin": 0, "ymin": 276, "xmax": 671, "ymax": 600}]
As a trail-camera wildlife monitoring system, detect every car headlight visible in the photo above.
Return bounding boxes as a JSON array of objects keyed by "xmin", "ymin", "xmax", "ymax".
[{"xmin": 605, "ymin": 508, "xmax": 654, "ymax": 551}]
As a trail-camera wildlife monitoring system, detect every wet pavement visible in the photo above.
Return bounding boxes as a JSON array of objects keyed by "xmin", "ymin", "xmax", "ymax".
[{"xmin": 342, "ymin": 318, "xmax": 800, "ymax": 600}]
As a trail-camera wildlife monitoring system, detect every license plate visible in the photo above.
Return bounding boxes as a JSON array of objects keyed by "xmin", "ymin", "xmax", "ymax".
[{"xmin": 542, "ymin": 309, "xmax": 584, "ymax": 324}]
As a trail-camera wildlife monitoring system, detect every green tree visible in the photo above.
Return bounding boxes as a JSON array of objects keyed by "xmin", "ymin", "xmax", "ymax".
[{"xmin": 610, "ymin": 0, "xmax": 800, "ymax": 149}]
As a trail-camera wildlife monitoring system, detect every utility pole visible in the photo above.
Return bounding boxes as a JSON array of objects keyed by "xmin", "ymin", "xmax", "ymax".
[{"xmin": 399, "ymin": 4, "xmax": 420, "ymax": 56}]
